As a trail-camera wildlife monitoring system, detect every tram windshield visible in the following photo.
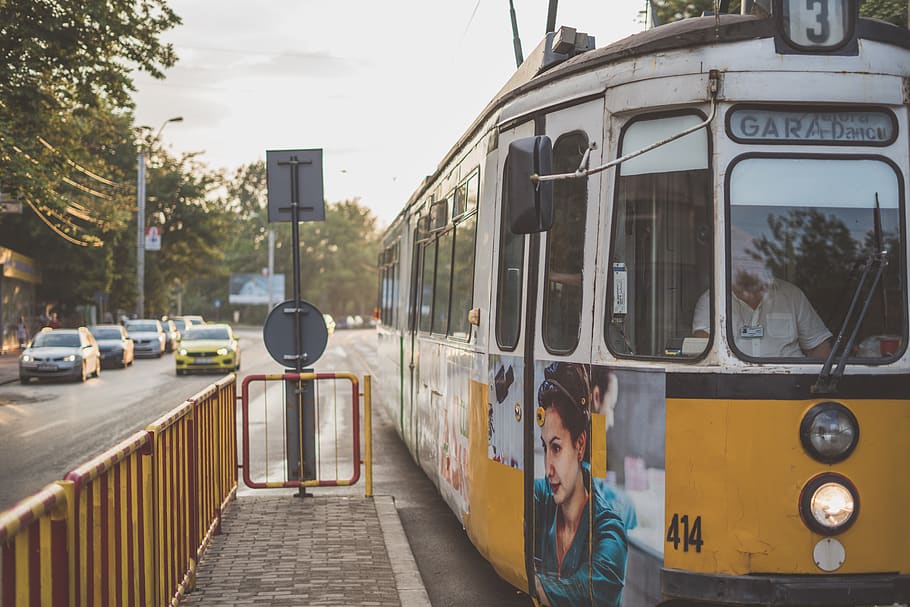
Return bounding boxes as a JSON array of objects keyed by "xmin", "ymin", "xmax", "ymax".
[{"xmin": 725, "ymin": 157, "xmax": 905, "ymax": 361}]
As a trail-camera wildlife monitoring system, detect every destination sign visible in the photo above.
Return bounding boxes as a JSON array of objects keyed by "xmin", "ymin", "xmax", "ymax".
[{"xmin": 728, "ymin": 108, "xmax": 895, "ymax": 145}]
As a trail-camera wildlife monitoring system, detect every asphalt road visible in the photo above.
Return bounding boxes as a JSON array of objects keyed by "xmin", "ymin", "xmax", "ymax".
[{"xmin": 0, "ymin": 326, "xmax": 532, "ymax": 607}]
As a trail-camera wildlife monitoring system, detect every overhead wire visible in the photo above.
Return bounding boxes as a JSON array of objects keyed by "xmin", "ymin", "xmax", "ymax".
[
  {"xmin": 22, "ymin": 198, "xmax": 99, "ymax": 247},
  {"xmin": 36, "ymin": 136, "xmax": 118, "ymax": 186},
  {"xmin": 2, "ymin": 134, "xmax": 121, "ymax": 241}
]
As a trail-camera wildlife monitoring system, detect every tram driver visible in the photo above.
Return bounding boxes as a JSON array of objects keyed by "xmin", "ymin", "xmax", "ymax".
[{"xmin": 692, "ymin": 256, "xmax": 833, "ymax": 359}]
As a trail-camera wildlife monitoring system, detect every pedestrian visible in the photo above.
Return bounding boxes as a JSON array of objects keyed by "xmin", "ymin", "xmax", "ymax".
[{"xmin": 17, "ymin": 317, "xmax": 27, "ymax": 349}]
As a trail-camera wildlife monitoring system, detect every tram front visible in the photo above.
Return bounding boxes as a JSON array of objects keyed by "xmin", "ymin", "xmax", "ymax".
[{"xmin": 658, "ymin": 3, "xmax": 910, "ymax": 604}]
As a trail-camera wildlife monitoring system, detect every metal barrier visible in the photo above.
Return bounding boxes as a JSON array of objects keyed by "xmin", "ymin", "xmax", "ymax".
[
  {"xmin": 240, "ymin": 373, "xmax": 372, "ymax": 496},
  {"xmin": 0, "ymin": 374, "xmax": 237, "ymax": 607}
]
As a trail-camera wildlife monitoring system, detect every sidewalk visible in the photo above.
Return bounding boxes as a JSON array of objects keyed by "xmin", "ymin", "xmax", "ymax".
[
  {"xmin": 0, "ymin": 352, "xmax": 431, "ymax": 606},
  {"xmin": 0, "ymin": 349, "xmax": 19, "ymax": 385},
  {"xmin": 182, "ymin": 494, "xmax": 430, "ymax": 607}
]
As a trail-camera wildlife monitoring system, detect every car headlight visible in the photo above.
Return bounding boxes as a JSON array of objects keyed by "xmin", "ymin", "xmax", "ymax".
[
  {"xmin": 216, "ymin": 347, "xmax": 229, "ymax": 356},
  {"xmin": 21, "ymin": 354, "xmax": 31, "ymax": 362},
  {"xmin": 178, "ymin": 348, "xmax": 187, "ymax": 356},
  {"xmin": 800, "ymin": 402, "xmax": 859, "ymax": 463},
  {"xmin": 63, "ymin": 354, "xmax": 79, "ymax": 362},
  {"xmin": 800, "ymin": 473, "xmax": 858, "ymax": 535}
]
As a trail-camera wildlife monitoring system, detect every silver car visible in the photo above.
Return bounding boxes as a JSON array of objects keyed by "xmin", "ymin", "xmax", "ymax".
[
  {"xmin": 89, "ymin": 324, "xmax": 135, "ymax": 368},
  {"xmin": 19, "ymin": 327, "xmax": 101, "ymax": 383},
  {"xmin": 124, "ymin": 319, "xmax": 166, "ymax": 358}
]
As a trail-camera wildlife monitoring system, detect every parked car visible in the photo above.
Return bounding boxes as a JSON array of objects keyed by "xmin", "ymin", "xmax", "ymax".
[
  {"xmin": 161, "ymin": 319, "xmax": 179, "ymax": 352},
  {"xmin": 124, "ymin": 319, "xmax": 166, "ymax": 358},
  {"xmin": 89, "ymin": 324, "xmax": 135, "ymax": 368},
  {"xmin": 323, "ymin": 313, "xmax": 336, "ymax": 335},
  {"xmin": 175, "ymin": 323, "xmax": 240, "ymax": 375},
  {"xmin": 175, "ymin": 315, "xmax": 205, "ymax": 327},
  {"xmin": 19, "ymin": 327, "xmax": 101, "ymax": 383}
]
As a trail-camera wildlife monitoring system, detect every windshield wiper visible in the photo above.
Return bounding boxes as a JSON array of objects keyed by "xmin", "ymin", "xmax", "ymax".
[{"xmin": 813, "ymin": 195, "xmax": 889, "ymax": 394}]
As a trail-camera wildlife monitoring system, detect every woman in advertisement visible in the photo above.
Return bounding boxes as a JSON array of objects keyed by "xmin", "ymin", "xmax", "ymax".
[{"xmin": 533, "ymin": 361, "xmax": 629, "ymax": 607}]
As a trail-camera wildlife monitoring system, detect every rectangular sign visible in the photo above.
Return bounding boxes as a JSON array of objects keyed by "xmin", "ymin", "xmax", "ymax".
[
  {"xmin": 728, "ymin": 108, "xmax": 895, "ymax": 145},
  {"xmin": 266, "ymin": 149, "xmax": 325, "ymax": 223},
  {"xmin": 145, "ymin": 226, "xmax": 161, "ymax": 251},
  {"xmin": 229, "ymin": 273, "xmax": 285, "ymax": 305}
]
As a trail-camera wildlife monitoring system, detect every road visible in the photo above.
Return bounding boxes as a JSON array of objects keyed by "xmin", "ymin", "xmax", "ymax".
[{"xmin": 0, "ymin": 326, "xmax": 531, "ymax": 607}]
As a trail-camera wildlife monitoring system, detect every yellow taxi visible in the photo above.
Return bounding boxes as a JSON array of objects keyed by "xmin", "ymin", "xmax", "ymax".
[{"xmin": 174, "ymin": 323, "xmax": 240, "ymax": 375}]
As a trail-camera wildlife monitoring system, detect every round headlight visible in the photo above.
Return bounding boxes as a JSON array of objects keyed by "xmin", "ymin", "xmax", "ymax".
[
  {"xmin": 216, "ymin": 347, "xmax": 229, "ymax": 356},
  {"xmin": 800, "ymin": 473, "xmax": 859, "ymax": 535},
  {"xmin": 800, "ymin": 402, "xmax": 858, "ymax": 463},
  {"xmin": 178, "ymin": 348, "xmax": 187, "ymax": 356}
]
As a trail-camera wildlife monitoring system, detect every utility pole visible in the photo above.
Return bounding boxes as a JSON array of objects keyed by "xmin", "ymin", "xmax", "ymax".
[
  {"xmin": 136, "ymin": 116, "xmax": 183, "ymax": 319},
  {"xmin": 137, "ymin": 150, "xmax": 146, "ymax": 318}
]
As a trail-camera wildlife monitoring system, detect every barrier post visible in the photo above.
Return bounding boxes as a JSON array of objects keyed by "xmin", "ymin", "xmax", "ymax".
[{"xmin": 364, "ymin": 375, "xmax": 373, "ymax": 498}]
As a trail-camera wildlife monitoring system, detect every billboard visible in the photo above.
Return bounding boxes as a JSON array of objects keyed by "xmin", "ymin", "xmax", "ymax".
[{"xmin": 229, "ymin": 273, "xmax": 285, "ymax": 305}]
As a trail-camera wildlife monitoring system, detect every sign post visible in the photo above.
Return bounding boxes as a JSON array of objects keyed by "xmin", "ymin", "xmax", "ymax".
[{"xmin": 265, "ymin": 148, "xmax": 326, "ymax": 492}]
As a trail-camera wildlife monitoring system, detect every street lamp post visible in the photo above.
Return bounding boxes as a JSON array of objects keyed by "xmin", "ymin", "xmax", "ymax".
[{"xmin": 137, "ymin": 116, "xmax": 183, "ymax": 318}]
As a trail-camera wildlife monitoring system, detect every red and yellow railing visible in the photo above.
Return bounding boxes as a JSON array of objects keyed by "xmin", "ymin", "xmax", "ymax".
[
  {"xmin": 240, "ymin": 373, "xmax": 372, "ymax": 496},
  {"xmin": 0, "ymin": 374, "xmax": 237, "ymax": 607}
]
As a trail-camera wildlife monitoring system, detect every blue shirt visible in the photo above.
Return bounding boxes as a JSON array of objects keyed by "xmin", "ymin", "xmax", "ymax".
[{"xmin": 533, "ymin": 465, "xmax": 632, "ymax": 607}]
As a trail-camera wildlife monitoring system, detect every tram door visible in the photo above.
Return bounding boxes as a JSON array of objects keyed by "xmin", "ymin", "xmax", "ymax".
[{"xmin": 493, "ymin": 99, "xmax": 607, "ymax": 604}]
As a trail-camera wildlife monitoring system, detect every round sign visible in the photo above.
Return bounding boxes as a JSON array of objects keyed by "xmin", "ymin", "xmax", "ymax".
[{"xmin": 262, "ymin": 299, "xmax": 328, "ymax": 368}]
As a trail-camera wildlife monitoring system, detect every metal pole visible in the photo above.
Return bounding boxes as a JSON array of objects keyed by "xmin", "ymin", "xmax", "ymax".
[
  {"xmin": 137, "ymin": 151, "xmax": 146, "ymax": 318},
  {"xmin": 268, "ymin": 230, "xmax": 275, "ymax": 310},
  {"xmin": 509, "ymin": 0, "xmax": 524, "ymax": 67}
]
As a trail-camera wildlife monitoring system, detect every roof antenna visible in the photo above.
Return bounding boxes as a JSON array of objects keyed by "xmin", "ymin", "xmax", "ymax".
[
  {"xmin": 546, "ymin": 0, "xmax": 558, "ymax": 33},
  {"xmin": 509, "ymin": 0, "xmax": 524, "ymax": 67}
]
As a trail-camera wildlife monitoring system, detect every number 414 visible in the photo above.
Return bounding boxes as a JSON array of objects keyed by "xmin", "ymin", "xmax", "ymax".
[{"xmin": 666, "ymin": 514, "xmax": 703, "ymax": 553}]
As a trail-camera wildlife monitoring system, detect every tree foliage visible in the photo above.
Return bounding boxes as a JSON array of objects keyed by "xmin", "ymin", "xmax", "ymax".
[
  {"xmin": 0, "ymin": 0, "xmax": 181, "ymax": 319},
  {"xmin": 652, "ymin": 0, "xmax": 907, "ymax": 26}
]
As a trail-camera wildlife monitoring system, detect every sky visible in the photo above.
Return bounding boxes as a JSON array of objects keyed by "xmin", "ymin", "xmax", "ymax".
[{"xmin": 133, "ymin": 1, "xmax": 647, "ymax": 227}]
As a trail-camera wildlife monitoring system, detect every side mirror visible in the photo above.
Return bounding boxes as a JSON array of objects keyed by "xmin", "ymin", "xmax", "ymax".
[{"xmin": 507, "ymin": 136, "xmax": 554, "ymax": 234}]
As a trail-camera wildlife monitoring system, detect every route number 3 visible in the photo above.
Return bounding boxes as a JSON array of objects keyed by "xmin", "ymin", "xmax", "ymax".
[
  {"xmin": 666, "ymin": 514, "xmax": 703, "ymax": 553},
  {"xmin": 783, "ymin": 0, "xmax": 849, "ymax": 49}
]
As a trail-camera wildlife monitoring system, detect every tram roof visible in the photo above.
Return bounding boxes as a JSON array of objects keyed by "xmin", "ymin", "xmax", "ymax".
[{"xmin": 393, "ymin": 14, "xmax": 910, "ymax": 226}]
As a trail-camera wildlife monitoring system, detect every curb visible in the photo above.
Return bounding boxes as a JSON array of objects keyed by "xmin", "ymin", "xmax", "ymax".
[{"xmin": 374, "ymin": 495, "xmax": 432, "ymax": 607}]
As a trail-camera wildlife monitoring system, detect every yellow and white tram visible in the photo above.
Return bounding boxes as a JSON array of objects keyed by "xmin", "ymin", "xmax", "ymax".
[{"xmin": 376, "ymin": 1, "xmax": 910, "ymax": 605}]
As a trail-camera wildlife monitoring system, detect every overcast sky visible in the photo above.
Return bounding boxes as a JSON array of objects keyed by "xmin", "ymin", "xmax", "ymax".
[{"xmin": 132, "ymin": 1, "xmax": 646, "ymax": 226}]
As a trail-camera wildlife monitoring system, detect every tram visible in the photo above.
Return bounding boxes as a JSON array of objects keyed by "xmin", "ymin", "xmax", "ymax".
[{"xmin": 375, "ymin": 1, "xmax": 910, "ymax": 605}]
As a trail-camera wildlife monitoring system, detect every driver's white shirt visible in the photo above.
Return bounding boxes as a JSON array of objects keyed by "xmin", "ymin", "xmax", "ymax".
[{"xmin": 693, "ymin": 279, "xmax": 832, "ymax": 357}]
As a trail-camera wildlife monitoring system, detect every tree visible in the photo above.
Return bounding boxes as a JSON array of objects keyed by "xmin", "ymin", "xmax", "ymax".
[
  {"xmin": 651, "ymin": 0, "xmax": 906, "ymax": 26},
  {"xmin": 142, "ymin": 147, "xmax": 230, "ymax": 318},
  {"xmin": 0, "ymin": 0, "xmax": 180, "ymax": 218},
  {"xmin": 215, "ymin": 163, "xmax": 381, "ymax": 323}
]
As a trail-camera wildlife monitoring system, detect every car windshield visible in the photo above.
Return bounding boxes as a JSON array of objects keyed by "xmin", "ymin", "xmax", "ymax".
[
  {"xmin": 32, "ymin": 332, "xmax": 80, "ymax": 348},
  {"xmin": 185, "ymin": 327, "xmax": 230, "ymax": 340},
  {"xmin": 174, "ymin": 320, "xmax": 186, "ymax": 331},
  {"xmin": 91, "ymin": 328, "xmax": 122, "ymax": 340},
  {"xmin": 126, "ymin": 322, "xmax": 158, "ymax": 332}
]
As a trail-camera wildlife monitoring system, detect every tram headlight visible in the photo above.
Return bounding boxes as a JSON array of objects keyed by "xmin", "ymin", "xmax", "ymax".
[
  {"xmin": 799, "ymin": 473, "xmax": 859, "ymax": 536},
  {"xmin": 800, "ymin": 402, "xmax": 858, "ymax": 463}
]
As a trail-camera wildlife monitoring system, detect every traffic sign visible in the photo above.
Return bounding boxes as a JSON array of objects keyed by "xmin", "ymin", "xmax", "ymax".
[
  {"xmin": 262, "ymin": 300, "xmax": 328, "ymax": 368},
  {"xmin": 265, "ymin": 149, "xmax": 325, "ymax": 223},
  {"xmin": 145, "ymin": 226, "xmax": 161, "ymax": 251}
]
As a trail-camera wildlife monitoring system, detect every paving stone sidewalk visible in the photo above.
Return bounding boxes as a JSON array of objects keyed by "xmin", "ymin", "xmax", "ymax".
[{"xmin": 181, "ymin": 494, "xmax": 429, "ymax": 607}]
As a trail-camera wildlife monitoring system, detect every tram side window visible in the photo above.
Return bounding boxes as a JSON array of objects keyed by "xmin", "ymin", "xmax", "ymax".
[
  {"xmin": 726, "ymin": 157, "xmax": 905, "ymax": 361},
  {"xmin": 449, "ymin": 173, "xmax": 479, "ymax": 340},
  {"xmin": 379, "ymin": 244, "xmax": 399, "ymax": 327},
  {"xmin": 606, "ymin": 113, "xmax": 712, "ymax": 359},
  {"xmin": 419, "ymin": 238, "xmax": 437, "ymax": 332},
  {"xmin": 543, "ymin": 132, "xmax": 588, "ymax": 354},
  {"xmin": 432, "ymin": 229, "xmax": 454, "ymax": 334},
  {"xmin": 496, "ymin": 156, "xmax": 525, "ymax": 350}
]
